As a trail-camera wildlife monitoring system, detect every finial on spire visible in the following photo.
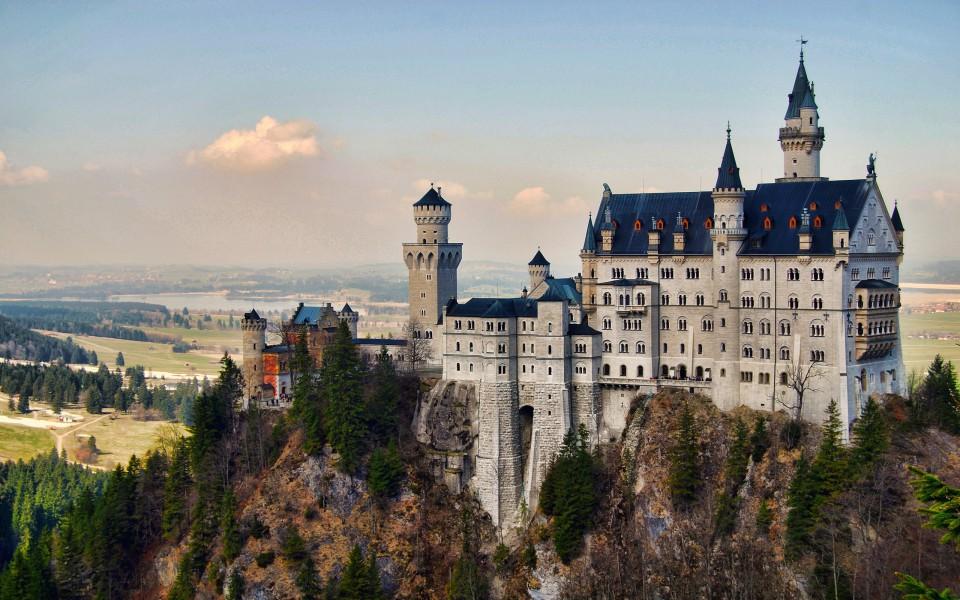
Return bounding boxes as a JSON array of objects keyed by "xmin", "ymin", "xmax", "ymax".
[
  {"xmin": 797, "ymin": 36, "xmax": 807, "ymax": 60},
  {"xmin": 726, "ymin": 121, "xmax": 731, "ymax": 140},
  {"xmin": 437, "ymin": 185, "xmax": 442, "ymax": 195},
  {"xmin": 430, "ymin": 181, "xmax": 434, "ymax": 189}
]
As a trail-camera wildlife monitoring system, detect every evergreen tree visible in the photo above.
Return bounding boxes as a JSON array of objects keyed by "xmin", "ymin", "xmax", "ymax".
[
  {"xmin": 321, "ymin": 322, "xmax": 366, "ymax": 473},
  {"xmin": 162, "ymin": 441, "xmax": 192, "ymax": 541},
  {"xmin": 368, "ymin": 442, "xmax": 405, "ymax": 503},
  {"xmin": 281, "ymin": 527, "xmax": 307, "ymax": 564},
  {"xmin": 364, "ymin": 549, "xmax": 384, "ymax": 600},
  {"xmin": 296, "ymin": 556, "xmax": 323, "ymax": 600},
  {"xmin": 539, "ymin": 424, "xmax": 597, "ymax": 563},
  {"xmin": 810, "ymin": 399, "xmax": 849, "ymax": 498},
  {"xmin": 917, "ymin": 355, "xmax": 960, "ymax": 433},
  {"xmin": 16, "ymin": 390, "xmax": 29, "ymax": 414},
  {"xmin": 849, "ymin": 398, "xmax": 889, "ymax": 477},
  {"xmin": 366, "ymin": 347, "xmax": 399, "ymax": 443},
  {"xmin": 895, "ymin": 466, "xmax": 960, "ymax": 599},
  {"xmin": 115, "ymin": 352, "xmax": 125, "ymax": 367},
  {"xmin": 785, "ymin": 456, "xmax": 817, "ymax": 557},
  {"xmin": 750, "ymin": 415, "xmax": 770, "ymax": 463},
  {"xmin": 339, "ymin": 544, "xmax": 374, "ymax": 600},
  {"xmin": 291, "ymin": 331, "xmax": 325, "ymax": 455},
  {"xmin": 220, "ymin": 490, "xmax": 241, "ymax": 562},
  {"xmin": 668, "ymin": 401, "xmax": 700, "ymax": 505}
]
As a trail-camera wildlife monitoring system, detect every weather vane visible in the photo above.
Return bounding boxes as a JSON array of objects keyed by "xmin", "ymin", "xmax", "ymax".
[{"xmin": 797, "ymin": 36, "xmax": 808, "ymax": 59}]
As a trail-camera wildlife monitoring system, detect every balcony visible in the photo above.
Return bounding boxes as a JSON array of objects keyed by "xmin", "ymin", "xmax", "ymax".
[
  {"xmin": 855, "ymin": 332, "xmax": 897, "ymax": 361},
  {"xmin": 779, "ymin": 126, "xmax": 825, "ymax": 139},
  {"xmin": 615, "ymin": 304, "xmax": 647, "ymax": 315}
]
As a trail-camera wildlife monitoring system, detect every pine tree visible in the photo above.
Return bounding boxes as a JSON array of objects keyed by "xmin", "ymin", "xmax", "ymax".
[
  {"xmin": 321, "ymin": 322, "xmax": 366, "ymax": 473},
  {"xmin": 338, "ymin": 544, "xmax": 369, "ymax": 600},
  {"xmin": 918, "ymin": 355, "xmax": 960, "ymax": 433},
  {"xmin": 296, "ymin": 556, "xmax": 323, "ymax": 600},
  {"xmin": 220, "ymin": 490, "xmax": 241, "ymax": 562},
  {"xmin": 281, "ymin": 527, "xmax": 307, "ymax": 564},
  {"xmin": 540, "ymin": 424, "xmax": 597, "ymax": 563},
  {"xmin": 668, "ymin": 401, "xmax": 700, "ymax": 505},
  {"xmin": 368, "ymin": 442, "xmax": 405, "ymax": 502},
  {"xmin": 115, "ymin": 352, "xmax": 125, "ymax": 367},
  {"xmin": 785, "ymin": 456, "xmax": 816, "ymax": 557},
  {"xmin": 810, "ymin": 399, "xmax": 849, "ymax": 498},
  {"xmin": 162, "ymin": 441, "xmax": 192, "ymax": 541},
  {"xmin": 849, "ymin": 398, "xmax": 889, "ymax": 477},
  {"xmin": 750, "ymin": 415, "xmax": 770, "ymax": 463},
  {"xmin": 895, "ymin": 466, "xmax": 960, "ymax": 599},
  {"xmin": 364, "ymin": 549, "xmax": 385, "ymax": 600},
  {"xmin": 291, "ymin": 331, "xmax": 325, "ymax": 455},
  {"xmin": 366, "ymin": 347, "xmax": 399, "ymax": 443}
]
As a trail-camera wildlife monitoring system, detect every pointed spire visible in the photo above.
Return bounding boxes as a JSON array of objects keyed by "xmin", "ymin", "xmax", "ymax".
[
  {"xmin": 714, "ymin": 126, "xmax": 743, "ymax": 191},
  {"xmin": 800, "ymin": 85, "xmax": 818, "ymax": 110},
  {"xmin": 832, "ymin": 201, "xmax": 849, "ymax": 231},
  {"xmin": 528, "ymin": 249, "xmax": 550, "ymax": 266},
  {"xmin": 891, "ymin": 201, "xmax": 905, "ymax": 232},
  {"xmin": 785, "ymin": 53, "xmax": 812, "ymax": 119},
  {"xmin": 582, "ymin": 213, "xmax": 597, "ymax": 252}
]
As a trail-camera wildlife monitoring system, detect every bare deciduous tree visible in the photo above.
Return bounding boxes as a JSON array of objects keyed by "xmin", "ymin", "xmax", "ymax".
[
  {"xmin": 403, "ymin": 319, "xmax": 434, "ymax": 374},
  {"xmin": 777, "ymin": 357, "xmax": 826, "ymax": 423}
]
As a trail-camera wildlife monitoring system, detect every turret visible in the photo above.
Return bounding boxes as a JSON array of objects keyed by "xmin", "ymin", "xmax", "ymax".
[
  {"xmin": 778, "ymin": 49, "xmax": 826, "ymax": 181},
  {"xmin": 580, "ymin": 213, "xmax": 596, "ymax": 256},
  {"xmin": 338, "ymin": 303, "xmax": 359, "ymax": 338},
  {"xmin": 413, "ymin": 185, "xmax": 451, "ymax": 243},
  {"xmin": 647, "ymin": 216, "xmax": 660, "ymax": 256},
  {"xmin": 832, "ymin": 201, "xmax": 850, "ymax": 254},
  {"xmin": 241, "ymin": 309, "xmax": 267, "ymax": 406},
  {"xmin": 528, "ymin": 249, "xmax": 550, "ymax": 291},
  {"xmin": 711, "ymin": 125, "xmax": 746, "ymax": 238}
]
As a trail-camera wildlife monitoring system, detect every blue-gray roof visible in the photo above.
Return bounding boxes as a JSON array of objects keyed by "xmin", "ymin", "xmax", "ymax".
[
  {"xmin": 263, "ymin": 344, "xmax": 292, "ymax": 354},
  {"xmin": 832, "ymin": 207, "xmax": 849, "ymax": 231},
  {"xmin": 354, "ymin": 338, "xmax": 406, "ymax": 346},
  {"xmin": 541, "ymin": 277, "xmax": 582, "ymax": 304},
  {"xmin": 785, "ymin": 57, "xmax": 811, "ymax": 119},
  {"xmin": 715, "ymin": 136, "xmax": 743, "ymax": 190},
  {"xmin": 446, "ymin": 297, "xmax": 538, "ymax": 318},
  {"xmin": 292, "ymin": 305, "xmax": 335, "ymax": 326},
  {"xmin": 244, "ymin": 308, "xmax": 261, "ymax": 321},
  {"xmin": 891, "ymin": 204, "xmax": 904, "ymax": 231},
  {"xmin": 855, "ymin": 279, "xmax": 898, "ymax": 290},
  {"xmin": 568, "ymin": 322, "xmax": 600, "ymax": 335},
  {"xmin": 413, "ymin": 187, "xmax": 450, "ymax": 207},
  {"xmin": 528, "ymin": 250, "xmax": 550, "ymax": 266},
  {"xmin": 589, "ymin": 178, "xmax": 872, "ymax": 256},
  {"xmin": 799, "ymin": 87, "xmax": 818, "ymax": 110},
  {"xmin": 581, "ymin": 214, "xmax": 597, "ymax": 252}
]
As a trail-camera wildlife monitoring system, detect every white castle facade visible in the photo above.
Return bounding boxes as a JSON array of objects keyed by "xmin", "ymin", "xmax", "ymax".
[{"xmin": 405, "ymin": 52, "xmax": 906, "ymax": 526}]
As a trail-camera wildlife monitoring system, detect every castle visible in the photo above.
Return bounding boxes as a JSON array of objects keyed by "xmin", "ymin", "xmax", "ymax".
[
  {"xmin": 410, "ymin": 51, "xmax": 906, "ymax": 526},
  {"xmin": 241, "ymin": 302, "xmax": 405, "ymax": 406}
]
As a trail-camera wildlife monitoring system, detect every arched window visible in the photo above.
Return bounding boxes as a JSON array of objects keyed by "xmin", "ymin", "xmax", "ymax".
[
  {"xmin": 763, "ymin": 216, "xmax": 772, "ymax": 231},
  {"xmin": 637, "ymin": 365, "xmax": 644, "ymax": 377},
  {"xmin": 636, "ymin": 342, "xmax": 646, "ymax": 354},
  {"xmin": 619, "ymin": 341, "xmax": 629, "ymax": 353},
  {"xmin": 789, "ymin": 216, "xmax": 798, "ymax": 229},
  {"xmin": 603, "ymin": 340, "xmax": 612, "ymax": 352},
  {"xmin": 603, "ymin": 292, "xmax": 612, "ymax": 305},
  {"xmin": 603, "ymin": 364, "xmax": 611, "ymax": 376},
  {"xmin": 704, "ymin": 217, "xmax": 713, "ymax": 229},
  {"xmin": 619, "ymin": 365, "xmax": 627, "ymax": 377},
  {"xmin": 813, "ymin": 215, "xmax": 823, "ymax": 229},
  {"xmin": 760, "ymin": 203, "xmax": 769, "ymax": 212},
  {"xmin": 656, "ymin": 218, "xmax": 665, "ymax": 230},
  {"xmin": 809, "ymin": 201, "xmax": 818, "ymax": 211},
  {"xmin": 634, "ymin": 219, "xmax": 643, "ymax": 231},
  {"xmin": 780, "ymin": 347, "xmax": 790, "ymax": 360},
  {"xmin": 682, "ymin": 217, "xmax": 690, "ymax": 229}
]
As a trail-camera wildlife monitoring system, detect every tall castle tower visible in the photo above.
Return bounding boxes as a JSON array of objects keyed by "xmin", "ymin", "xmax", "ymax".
[
  {"xmin": 711, "ymin": 126, "xmax": 745, "ymax": 410},
  {"xmin": 778, "ymin": 47, "xmax": 826, "ymax": 181},
  {"xmin": 402, "ymin": 185, "xmax": 462, "ymax": 362},
  {"xmin": 241, "ymin": 309, "xmax": 267, "ymax": 406}
]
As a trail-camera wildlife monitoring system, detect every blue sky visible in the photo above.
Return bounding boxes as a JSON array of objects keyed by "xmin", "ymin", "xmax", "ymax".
[{"xmin": 1, "ymin": 1, "xmax": 957, "ymax": 273}]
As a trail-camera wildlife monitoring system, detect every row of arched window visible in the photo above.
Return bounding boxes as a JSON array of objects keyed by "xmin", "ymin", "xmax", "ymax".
[{"xmin": 857, "ymin": 320, "xmax": 896, "ymax": 336}]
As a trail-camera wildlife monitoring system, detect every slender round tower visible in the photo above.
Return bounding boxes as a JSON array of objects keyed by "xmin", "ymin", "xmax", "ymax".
[{"xmin": 241, "ymin": 309, "xmax": 267, "ymax": 405}]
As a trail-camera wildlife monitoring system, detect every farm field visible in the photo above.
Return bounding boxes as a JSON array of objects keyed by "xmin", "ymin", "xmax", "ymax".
[
  {"xmin": 0, "ymin": 424, "xmax": 55, "ymax": 462},
  {"xmin": 138, "ymin": 321, "xmax": 242, "ymax": 353},
  {"xmin": 60, "ymin": 413, "xmax": 186, "ymax": 470},
  {"xmin": 40, "ymin": 330, "xmax": 226, "ymax": 378},
  {"xmin": 901, "ymin": 311, "xmax": 960, "ymax": 374}
]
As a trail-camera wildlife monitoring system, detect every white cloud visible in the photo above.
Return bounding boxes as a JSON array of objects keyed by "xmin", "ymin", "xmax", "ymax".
[
  {"xmin": 82, "ymin": 162, "xmax": 102, "ymax": 172},
  {"xmin": 187, "ymin": 116, "xmax": 319, "ymax": 171},
  {"xmin": 509, "ymin": 187, "xmax": 588, "ymax": 217},
  {"xmin": 0, "ymin": 151, "xmax": 49, "ymax": 187},
  {"xmin": 932, "ymin": 189, "xmax": 958, "ymax": 207}
]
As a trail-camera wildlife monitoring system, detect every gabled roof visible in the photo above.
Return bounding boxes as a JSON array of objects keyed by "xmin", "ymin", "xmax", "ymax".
[
  {"xmin": 567, "ymin": 322, "xmax": 600, "ymax": 336},
  {"xmin": 592, "ymin": 178, "xmax": 872, "ymax": 256},
  {"xmin": 715, "ymin": 133, "xmax": 743, "ymax": 190},
  {"xmin": 413, "ymin": 187, "xmax": 450, "ymax": 207},
  {"xmin": 582, "ymin": 214, "xmax": 597, "ymax": 252},
  {"xmin": 243, "ymin": 308, "xmax": 261, "ymax": 321},
  {"xmin": 539, "ymin": 277, "xmax": 581, "ymax": 304},
  {"xmin": 891, "ymin": 204, "xmax": 905, "ymax": 232},
  {"xmin": 340, "ymin": 303, "xmax": 356, "ymax": 314},
  {"xmin": 785, "ymin": 56, "xmax": 812, "ymax": 119},
  {"xmin": 528, "ymin": 250, "xmax": 550, "ymax": 266}
]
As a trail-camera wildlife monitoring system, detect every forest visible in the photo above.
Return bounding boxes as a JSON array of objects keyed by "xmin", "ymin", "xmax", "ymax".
[{"xmin": 0, "ymin": 316, "xmax": 96, "ymax": 365}]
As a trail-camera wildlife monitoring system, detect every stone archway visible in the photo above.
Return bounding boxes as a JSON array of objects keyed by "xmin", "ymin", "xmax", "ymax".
[{"xmin": 678, "ymin": 364, "xmax": 687, "ymax": 379}]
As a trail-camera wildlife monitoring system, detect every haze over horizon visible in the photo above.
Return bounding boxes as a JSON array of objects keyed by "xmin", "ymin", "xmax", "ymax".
[{"xmin": 2, "ymin": 1, "xmax": 957, "ymax": 276}]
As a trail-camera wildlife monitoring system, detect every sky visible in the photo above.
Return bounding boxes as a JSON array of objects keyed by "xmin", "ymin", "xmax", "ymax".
[{"xmin": 1, "ymin": 1, "xmax": 957, "ymax": 275}]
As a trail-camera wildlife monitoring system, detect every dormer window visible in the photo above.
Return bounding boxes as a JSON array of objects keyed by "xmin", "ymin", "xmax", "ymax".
[
  {"xmin": 760, "ymin": 203, "xmax": 768, "ymax": 213},
  {"xmin": 704, "ymin": 217, "xmax": 713, "ymax": 229},
  {"xmin": 809, "ymin": 201, "xmax": 818, "ymax": 211},
  {"xmin": 634, "ymin": 219, "xmax": 643, "ymax": 231},
  {"xmin": 656, "ymin": 219, "xmax": 664, "ymax": 230},
  {"xmin": 763, "ymin": 217, "xmax": 772, "ymax": 231},
  {"xmin": 813, "ymin": 216, "xmax": 823, "ymax": 229},
  {"xmin": 681, "ymin": 218, "xmax": 690, "ymax": 230},
  {"xmin": 788, "ymin": 216, "xmax": 798, "ymax": 229}
]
